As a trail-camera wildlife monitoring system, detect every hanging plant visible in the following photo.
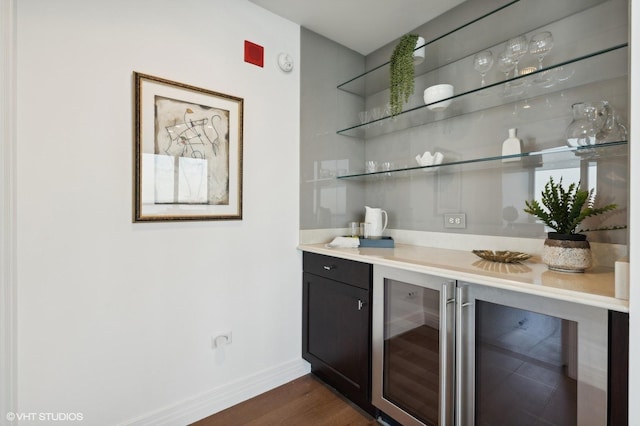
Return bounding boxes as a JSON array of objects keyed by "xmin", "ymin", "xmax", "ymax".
[{"xmin": 390, "ymin": 34, "xmax": 420, "ymax": 116}]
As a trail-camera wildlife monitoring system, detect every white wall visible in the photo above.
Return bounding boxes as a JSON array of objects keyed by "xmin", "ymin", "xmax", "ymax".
[
  {"xmin": 14, "ymin": 1, "xmax": 304, "ymax": 425},
  {"xmin": 1, "ymin": 0, "xmax": 18, "ymax": 423},
  {"xmin": 5, "ymin": 0, "xmax": 638, "ymax": 425}
]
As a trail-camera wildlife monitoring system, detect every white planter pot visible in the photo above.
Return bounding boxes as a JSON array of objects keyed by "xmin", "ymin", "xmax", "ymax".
[{"xmin": 542, "ymin": 234, "xmax": 592, "ymax": 273}]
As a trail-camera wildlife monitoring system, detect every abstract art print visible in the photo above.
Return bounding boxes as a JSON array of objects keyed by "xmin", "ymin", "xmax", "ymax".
[{"xmin": 134, "ymin": 72, "xmax": 243, "ymax": 221}]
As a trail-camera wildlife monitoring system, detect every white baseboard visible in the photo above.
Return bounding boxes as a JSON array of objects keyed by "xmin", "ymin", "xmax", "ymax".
[{"xmin": 121, "ymin": 359, "xmax": 310, "ymax": 426}]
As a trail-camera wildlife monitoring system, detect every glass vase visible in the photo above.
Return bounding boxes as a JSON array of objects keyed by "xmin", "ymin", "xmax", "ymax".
[{"xmin": 565, "ymin": 102, "xmax": 598, "ymax": 147}]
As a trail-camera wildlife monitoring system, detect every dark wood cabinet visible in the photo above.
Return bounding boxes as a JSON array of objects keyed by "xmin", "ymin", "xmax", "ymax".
[
  {"xmin": 302, "ymin": 252, "xmax": 375, "ymax": 414},
  {"xmin": 609, "ymin": 310, "xmax": 629, "ymax": 426},
  {"xmin": 301, "ymin": 251, "xmax": 630, "ymax": 423}
]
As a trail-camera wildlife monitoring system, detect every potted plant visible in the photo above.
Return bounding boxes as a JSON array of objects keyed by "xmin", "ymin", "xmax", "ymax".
[
  {"xmin": 389, "ymin": 34, "xmax": 420, "ymax": 116},
  {"xmin": 523, "ymin": 176, "xmax": 620, "ymax": 272}
]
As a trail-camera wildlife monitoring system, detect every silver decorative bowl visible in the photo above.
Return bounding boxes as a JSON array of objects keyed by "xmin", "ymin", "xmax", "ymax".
[{"xmin": 472, "ymin": 250, "xmax": 531, "ymax": 263}]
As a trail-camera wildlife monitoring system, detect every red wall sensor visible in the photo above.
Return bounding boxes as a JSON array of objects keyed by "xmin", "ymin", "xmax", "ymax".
[{"xmin": 244, "ymin": 40, "xmax": 264, "ymax": 67}]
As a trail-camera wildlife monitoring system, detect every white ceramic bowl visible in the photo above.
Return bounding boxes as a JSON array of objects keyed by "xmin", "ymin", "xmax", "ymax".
[{"xmin": 424, "ymin": 84, "xmax": 454, "ymax": 111}]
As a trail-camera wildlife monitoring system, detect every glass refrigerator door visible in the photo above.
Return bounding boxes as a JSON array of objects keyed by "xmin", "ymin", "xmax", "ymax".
[
  {"xmin": 372, "ymin": 265, "xmax": 455, "ymax": 426},
  {"xmin": 474, "ymin": 300, "xmax": 578, "ymax": 425},
  {"xmin": 458, "ymin": 283, "xmax": 608, "ymax": 426},
  {"xmin": 383, "ymin": 278, "xmax": 442, "ymax": 424}
]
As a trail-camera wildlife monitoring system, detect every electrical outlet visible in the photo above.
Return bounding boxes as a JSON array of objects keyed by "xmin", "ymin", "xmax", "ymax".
[
  {"xmin": 212, "ymin": 332, "xmax": 233, "ymax": 349},
  {"xmin": 444, "ymin": 213, "xmax": 466, "ymax": 229}
]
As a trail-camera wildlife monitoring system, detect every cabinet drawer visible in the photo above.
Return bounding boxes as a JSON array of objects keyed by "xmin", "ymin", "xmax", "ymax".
[{"xmin": 303, "ymin": 252, "xmax": 371, "ymax": 289}]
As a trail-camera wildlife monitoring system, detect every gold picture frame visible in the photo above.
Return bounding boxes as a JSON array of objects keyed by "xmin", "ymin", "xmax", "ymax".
[{"xmin": 133, "ymin": 72, "xmax": 243, "ymax": 222}]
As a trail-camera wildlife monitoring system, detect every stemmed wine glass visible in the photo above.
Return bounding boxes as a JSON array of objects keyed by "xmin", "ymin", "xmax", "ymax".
[
  {"xmin": 529, "ymin": 31, "xmax": 554, "ymax": 72},
  {"xmin": 473, "ymin": 50, "xmax": 494, "ymax": 90},
  {"xmin": 496, "ymin": 50, "xmax": 518, "ymax": 96},
  {"xmin": 506, "ymin": 35, "xmax": 528, "ymax": 76},
  {"xmin": 496, "ymin": 50, "xmax": 516, "ymax": 81}
]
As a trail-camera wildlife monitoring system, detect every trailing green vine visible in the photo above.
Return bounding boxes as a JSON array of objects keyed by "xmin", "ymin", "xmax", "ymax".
[{"xmin": 390, "ymin": 34, "xmax": 420, "ymax": 116}]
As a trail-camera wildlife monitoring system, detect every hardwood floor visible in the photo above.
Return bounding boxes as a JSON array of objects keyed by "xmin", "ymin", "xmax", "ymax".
[{"xmin": 190, "ymin": 374, "xmax": 377, "ymax": 426}]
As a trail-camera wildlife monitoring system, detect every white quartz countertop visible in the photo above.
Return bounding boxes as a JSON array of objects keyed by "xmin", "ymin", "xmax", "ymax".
[{"xmin": 298, "ymin": 243, "xmax": 628, "ymax": 313}]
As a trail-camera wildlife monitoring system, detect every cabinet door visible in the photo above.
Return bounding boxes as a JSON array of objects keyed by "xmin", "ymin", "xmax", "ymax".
[
  {"xmin": 608, "ymin": 310, "xmax": 629, "ymax": 426},
  {"xmin": 303, "ymin": 272, "xmax": 370, "ymax": 399}
]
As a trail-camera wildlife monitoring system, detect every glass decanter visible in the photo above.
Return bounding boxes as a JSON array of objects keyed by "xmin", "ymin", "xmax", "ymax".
[
  {"xmin": 565, "ymin": 103, "xmax": 599, "ymax": 147},
  {"xmin": 596, "ymin": 101, "xmax": 628, "ymax": 143}
]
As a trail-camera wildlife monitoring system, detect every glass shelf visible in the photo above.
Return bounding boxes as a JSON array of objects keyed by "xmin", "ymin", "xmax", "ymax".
[
  {"xmin": 336, "ymin": 141, "xmax": 628, "ymax": 180},
  {"xmin": 337, "ymin": 44, "xmax": 628, "ymax": 139},
  {"xmin": 337, "ymin": 0, "xmax": 606, "ymax": 97}
]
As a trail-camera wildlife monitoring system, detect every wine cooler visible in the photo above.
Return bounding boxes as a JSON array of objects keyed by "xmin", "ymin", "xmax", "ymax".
[{"xmin": 372, "ymin": 265, "xmax": 609, "ymax": 426}]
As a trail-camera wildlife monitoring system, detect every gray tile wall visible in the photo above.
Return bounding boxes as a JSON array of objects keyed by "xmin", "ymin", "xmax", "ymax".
[
  {"xmin": 300, "ymin": 0, "xmax": 629, "ymax": 245},
  {"xmin": 299, "ymin": 29, "xmax": 366, "ymax": 229}
]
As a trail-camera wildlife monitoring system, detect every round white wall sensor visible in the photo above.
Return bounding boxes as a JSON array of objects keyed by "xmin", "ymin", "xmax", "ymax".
[{"xmin": 277, "ymin": 53, "xmax": 294, "ymax": 72}]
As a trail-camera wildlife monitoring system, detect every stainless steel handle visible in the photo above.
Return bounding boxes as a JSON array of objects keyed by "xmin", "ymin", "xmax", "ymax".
[
  {"xmin": 322, "ymin": 265, "xmax": 334, "ymax": 270},
  {"xmin": 357, "ymin": 300, "xmax": 364, "ymax": 310},
  {"xmin": 455, "ymin": 286, "xmax": 464, "ymax": 426},
  {"xmin": 440, "ymin": 281, "xmax": 455, "ymax": 426},
  {"xmin": 455, "ymin": 285, "xmax": 474, "ymax": 426}
]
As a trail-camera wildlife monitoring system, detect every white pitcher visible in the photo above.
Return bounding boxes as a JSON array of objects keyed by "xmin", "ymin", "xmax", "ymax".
[{"xmin": 364, "ymin": 206, "xmax": 388, "ymax": 239}]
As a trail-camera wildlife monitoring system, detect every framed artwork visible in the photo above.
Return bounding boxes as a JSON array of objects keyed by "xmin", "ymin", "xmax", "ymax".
[{"xmin": 133, "ymin": 72, "xmax": 243, "ymax": 222}]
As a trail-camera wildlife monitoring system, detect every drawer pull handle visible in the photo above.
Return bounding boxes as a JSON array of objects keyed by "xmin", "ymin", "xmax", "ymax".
[
  {"xmin": 323, "ymin": 265, "xmax": 335, "ymax": 271},
  {"xmin": 358, "ymin": 300, "xmax": 366, "ymax": 310}
]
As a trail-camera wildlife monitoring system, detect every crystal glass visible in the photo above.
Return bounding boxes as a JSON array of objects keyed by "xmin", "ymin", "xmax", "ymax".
[
  {"xmin": 365, "ymin": 160, "xmax": 379, "ymax": 173},
  {"xmin": 529, "ymin": 31, "xmax": 554, "ymax": 70},
  {"xmin": 496, "ymin": 51, "xmax": 525, "ymax": 97},
  {"xmin": 473, "ymin": 50, "xmax": 494, "ymax": 88},
  {"xmin": 496, "ymin": 50, "xmax": 516, "ymax": 80},
  {"xmin": 599, "ymin": 111, "xmax": 627, "ymax": 143},
  {"xmin": 506, "ymin": 35, "xmax": 528, "ymax": 75},
  {"xmin": 565, "ymin": 102, "xmax": 599, "ymax": 147},
  {"xmin": 595, "ymin": 101, "xmax": 628, "ymax": 143},
  {"xmin": 590, "ymin": 100, "xmax": 610, "ymax": 132}
]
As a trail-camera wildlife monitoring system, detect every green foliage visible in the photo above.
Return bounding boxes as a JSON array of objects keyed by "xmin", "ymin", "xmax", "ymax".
[
  {"xmin": 390, "ymin": 34, "xmax": 420, "ymax": 117},
  {"xmin": 523, "ymin": 176, "xmax": 618, "ymax": 234}
]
